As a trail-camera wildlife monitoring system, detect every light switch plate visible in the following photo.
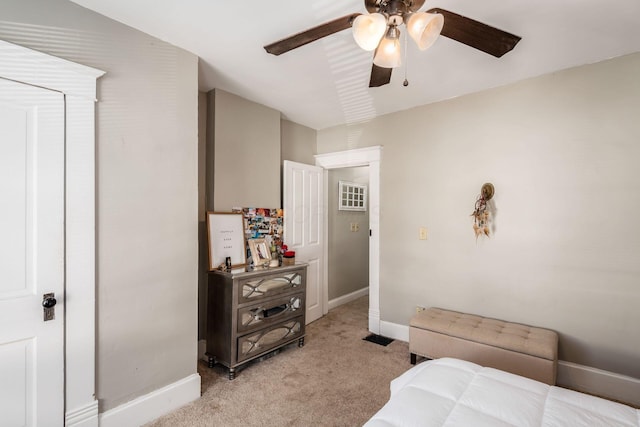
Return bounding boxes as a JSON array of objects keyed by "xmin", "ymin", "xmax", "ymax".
[{"xmin": 419, "ymin": 227, "xmax": 427, "ymax": 240}]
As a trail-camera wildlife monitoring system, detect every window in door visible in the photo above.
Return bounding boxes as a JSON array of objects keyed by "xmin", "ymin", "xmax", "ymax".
[{"xmin": 338, "ymin": 181, "xmax": 367, "ymax": 212}]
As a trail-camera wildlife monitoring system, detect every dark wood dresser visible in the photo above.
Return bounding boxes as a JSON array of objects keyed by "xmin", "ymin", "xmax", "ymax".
[{"xmin": 206, "ymin": 264, "xmax": 307, "ymax": 379}]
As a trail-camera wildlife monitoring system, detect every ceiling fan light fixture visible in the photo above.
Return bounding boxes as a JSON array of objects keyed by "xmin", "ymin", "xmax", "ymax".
[
  {"xmin": 352, "ymin": 13, "xmax": 387, "ymax": 51},
  {"xmin": 407, "ymin": 12, "xmax": 444, "ymax": 50},
  {"xmin": 373, "ymin": 26, "xmax": 401, "ymax": 68}
]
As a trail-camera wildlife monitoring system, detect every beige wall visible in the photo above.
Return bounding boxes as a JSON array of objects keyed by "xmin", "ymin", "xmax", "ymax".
[
  {"xmin": 318, "ymin": 53, "xmax": 640, "ymax": 379},
  {"xmin": 0, "ymin": 0, "xmax": 199, "ymax": 411},
  {"xmin": 281, "ymin": 118, "xmax": 316, "ymax": 165},
  {"xmin": 209, "ymin": 89, "xmax": 280, "ymax": 210},
  {"xmin": 199, "ymin": 95, "xmax": 317, "ymax": 343},
  {"xmin": 200, "ymin": 89, "xmax": 283, "ymax": 341},
  {"xmin": 328, "ymin": 168, "xmax": 370, "ymax": 300},
  {"xmin": 198, "ymin": 92, "xmax": 208, "ymax": 220},
  {"xmin": 198, "ymin": 92, "xmax": 208, "ymax": 339}
]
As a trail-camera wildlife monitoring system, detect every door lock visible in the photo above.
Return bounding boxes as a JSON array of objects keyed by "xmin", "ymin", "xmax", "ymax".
[{"xmin": 42, "ymin": 293, "xmax": 57, "ymax": 321}]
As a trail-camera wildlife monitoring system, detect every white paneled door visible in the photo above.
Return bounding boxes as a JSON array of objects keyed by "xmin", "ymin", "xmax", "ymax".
[
  {"xmin": 0, "ymin": 78, "xmax": 65, "ymax": 426},
  {"xmin": 283, "ymin": 161, "xmax": 325, "ymax": 324}
]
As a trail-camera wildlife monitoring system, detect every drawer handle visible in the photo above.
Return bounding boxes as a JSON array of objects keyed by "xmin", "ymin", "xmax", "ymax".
[
  {"xmin": 247, "ymin": 297, "xmax": 301, "ymax": 325},
  {"xmin": 263, "ymin": 304, "xmax": 287, "ymax": 318}
]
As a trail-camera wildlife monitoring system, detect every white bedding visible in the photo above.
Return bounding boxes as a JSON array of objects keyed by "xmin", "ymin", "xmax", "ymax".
[{"xmin": 365, "ymin": 358, "xmax": 639, "ymax": 427}]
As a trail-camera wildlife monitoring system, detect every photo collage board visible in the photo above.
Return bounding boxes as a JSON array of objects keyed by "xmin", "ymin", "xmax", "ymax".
[{"xmin": 232, "ymin": 207, "xmax": 284, "ymax": 259}]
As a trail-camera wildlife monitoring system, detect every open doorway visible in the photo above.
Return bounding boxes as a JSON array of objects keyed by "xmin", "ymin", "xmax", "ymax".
[
  {"xmin": 327, "ymin": 167, "xmax": 370, "ymax": 310},
  {"xmin": 316, "ymin": 146, "xmax": 381, "ymax": 334}
]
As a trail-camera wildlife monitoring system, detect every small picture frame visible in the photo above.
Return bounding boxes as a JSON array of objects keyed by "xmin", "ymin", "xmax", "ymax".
[
  {"xmin": 206, "ymin": 211, "xmax": 247, "ymax": 270},
  {"xmin": 248, "ymin": 238, "xmax": 271, "ymax": 267}
]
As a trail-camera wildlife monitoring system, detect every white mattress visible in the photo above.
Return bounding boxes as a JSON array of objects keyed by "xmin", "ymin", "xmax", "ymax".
[{"xmin": 365, "ymin": 358, "xmax": 639, "ymax": 427}]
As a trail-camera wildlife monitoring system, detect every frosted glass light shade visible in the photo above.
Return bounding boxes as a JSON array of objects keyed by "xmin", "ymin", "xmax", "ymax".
[
  {"xmin": 407, "ymin": 12, "xmax": 444, "ymax": 50},
  {"xmin": 352, "ymin": 13, "xmax": 387, "ymax": 51},
  {"xmin": 373, "ymin": 31, "xmax": 401, "ymax": 68}
]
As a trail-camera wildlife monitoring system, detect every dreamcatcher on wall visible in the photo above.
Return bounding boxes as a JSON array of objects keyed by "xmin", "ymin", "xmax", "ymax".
[{"xmin": 471, "ymin": 183, "xmax": 496, "ymax": 239}]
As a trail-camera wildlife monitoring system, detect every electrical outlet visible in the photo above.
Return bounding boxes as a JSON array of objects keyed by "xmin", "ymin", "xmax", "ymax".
[
  {"xmin": 351, "ymin": 222, "xmax": 359, "ymax": 232},
  {"xmin": 416, "ymin": 306, "xmax": 426, "ymax": 314},
  {"xmin": 419, "ymin": 227, "xmax": 428, "ymax": 240}
]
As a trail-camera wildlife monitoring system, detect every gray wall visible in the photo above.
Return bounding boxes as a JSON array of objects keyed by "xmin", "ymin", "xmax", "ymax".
[
  {"xmin": 318, "ymin": 53, "xmax": 640, "ymax": 379},
  {"xmin": 0, "ymin": 0, "xmax": 199, "ymax": 411},
  {"xmin": 328, "ymin": 167, "xmax": 369, "ymax": 300}
]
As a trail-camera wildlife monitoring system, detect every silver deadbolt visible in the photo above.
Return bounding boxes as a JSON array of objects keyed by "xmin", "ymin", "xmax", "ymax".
[{"xmin": 42, "ymin": 293, "xmax": 57, "ymax": 321}]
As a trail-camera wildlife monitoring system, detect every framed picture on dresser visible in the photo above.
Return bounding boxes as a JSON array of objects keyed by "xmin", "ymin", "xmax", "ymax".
[
  {"xmin": 206, "ymin": 211, "xmax": 246, "ymax": 270},
  {"xmin": 248, "ymin": 238, "xmax": 271, "ymax": 267}
]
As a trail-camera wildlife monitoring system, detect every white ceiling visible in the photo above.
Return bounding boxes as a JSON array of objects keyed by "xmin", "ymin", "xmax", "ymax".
[{"xmin": 70, "ymin": 0, "xmax": 640, "ymax": 130}]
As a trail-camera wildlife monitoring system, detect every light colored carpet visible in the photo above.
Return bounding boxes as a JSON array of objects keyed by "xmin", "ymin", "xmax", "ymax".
[{"xmin": 146, "ymin": 296, "xmax": 411, "ymax": 426}]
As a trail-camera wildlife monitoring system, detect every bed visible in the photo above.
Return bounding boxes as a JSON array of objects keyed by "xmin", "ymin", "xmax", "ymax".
[{"xmin": 364, "ymin": 358, "xmax": 639, "ymax": 427}]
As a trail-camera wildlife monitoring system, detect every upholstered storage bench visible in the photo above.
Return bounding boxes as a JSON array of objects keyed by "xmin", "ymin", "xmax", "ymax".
[{"xmin": 409, "ymin": 307, "xmax": 558, "ymax": 384}]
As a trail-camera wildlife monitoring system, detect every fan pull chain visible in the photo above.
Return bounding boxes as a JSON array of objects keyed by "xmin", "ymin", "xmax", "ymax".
[{"xmin": 403, "ymin": 29, "xmax": 409, "ymax": 87}]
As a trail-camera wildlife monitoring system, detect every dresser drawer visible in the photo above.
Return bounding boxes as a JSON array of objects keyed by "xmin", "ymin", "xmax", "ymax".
[
  {"xmin": 237, "ymin": 292, "xmax": 304, "ymax": 334},
  {"xmin": 236, "ymin": 316, "xmax": 304, "ymax": 362},
  {"xmin": 237, "ymin": 268, "xmax": 304, "ymax": 304}
]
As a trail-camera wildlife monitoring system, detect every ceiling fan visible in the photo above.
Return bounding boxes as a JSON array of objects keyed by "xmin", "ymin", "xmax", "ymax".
[{"xmin": 264, "ymin": 0, "xmax": 521, "ymax": 87}]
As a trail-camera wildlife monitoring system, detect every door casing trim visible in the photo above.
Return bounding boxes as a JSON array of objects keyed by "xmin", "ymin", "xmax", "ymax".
[
  {"xmin": 0, "ymin": 39, "xmax": 104, "ymax": 424},
  {"xmin": 315, "ymin": 146, "xmax": 382, "ymax": 333}
]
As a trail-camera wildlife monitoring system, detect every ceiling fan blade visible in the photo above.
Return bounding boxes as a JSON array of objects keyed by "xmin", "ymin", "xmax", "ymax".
[
  {"xmin": 427, "ymin": 8, "xmax": 521, "ymax": 58},
  {"xmin": 264, "ymin": 13, "xmax": 361, "ymax": 56},
  {"xmin": 369, "ymin": 64, "xmax": 392, "ymax": 87}
]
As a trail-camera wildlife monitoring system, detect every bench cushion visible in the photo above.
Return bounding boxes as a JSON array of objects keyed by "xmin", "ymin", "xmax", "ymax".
[
  {"xmin": 411, "ymin": 307, "xmax": 558, "ymax": 361},
  {"xmin": 410, "ymin": 307, "xmax": 559, "ymax": 384}
]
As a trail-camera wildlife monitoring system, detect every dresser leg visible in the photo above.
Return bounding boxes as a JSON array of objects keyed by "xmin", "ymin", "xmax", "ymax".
[
  {"xmin": 298, "ymin": 337, "xmax": 305, "ymax": 347},
  {"xmin": 410, "ymin": 353, "xmax": 417, "ymax": 365},
  {"xmin": 208, "ymin": 356, "xmax": 216, "ymax": 368},
  {"xmin": 228, "ymin": 368, "xmax": 236, "ymax": 380}
]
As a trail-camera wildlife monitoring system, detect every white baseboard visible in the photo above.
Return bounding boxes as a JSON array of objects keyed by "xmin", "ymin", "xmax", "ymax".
[
  {"xmin": 328, "ymin": 287, "xmax": 369, "ymax": 311},
  {"xmin": 65, "ymin": 400, "xmax": 99, "ymax": 427},
  {"xmin": 379, "ymin": 320, "xmax": 640, "ymax": 407},
  {"xmin": 98, "ymin": 373, "xmax": 201, "ymax": 427},
  {"xmin": 368, "ymin": 308, "xmax": 381, "ymax": 335},
  {"xmin": 557, "ymin": 360, "xmax": 640, "ymax": 407},
  {"xmin": 380, "ymin": 320, "xmax": 409, "ymax": 342}
]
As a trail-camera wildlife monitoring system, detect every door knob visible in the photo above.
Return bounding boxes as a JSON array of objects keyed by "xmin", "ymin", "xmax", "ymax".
[
  {"xmin": 42, "ymin": 293, "xmax": 57, "ymax": 321},
  {"xmin": 42, "ymin": 296, "xmax": 57, "ymax": 308}
]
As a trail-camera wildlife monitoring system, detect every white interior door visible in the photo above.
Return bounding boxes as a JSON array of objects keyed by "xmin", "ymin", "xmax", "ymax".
[
  {"xmin": 0, "ymin": 78, "xmax": 65, "ymax": 427},
  {"xmin": 283, "ymin": 160, "xmax": 325, "ymax": 324}
]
